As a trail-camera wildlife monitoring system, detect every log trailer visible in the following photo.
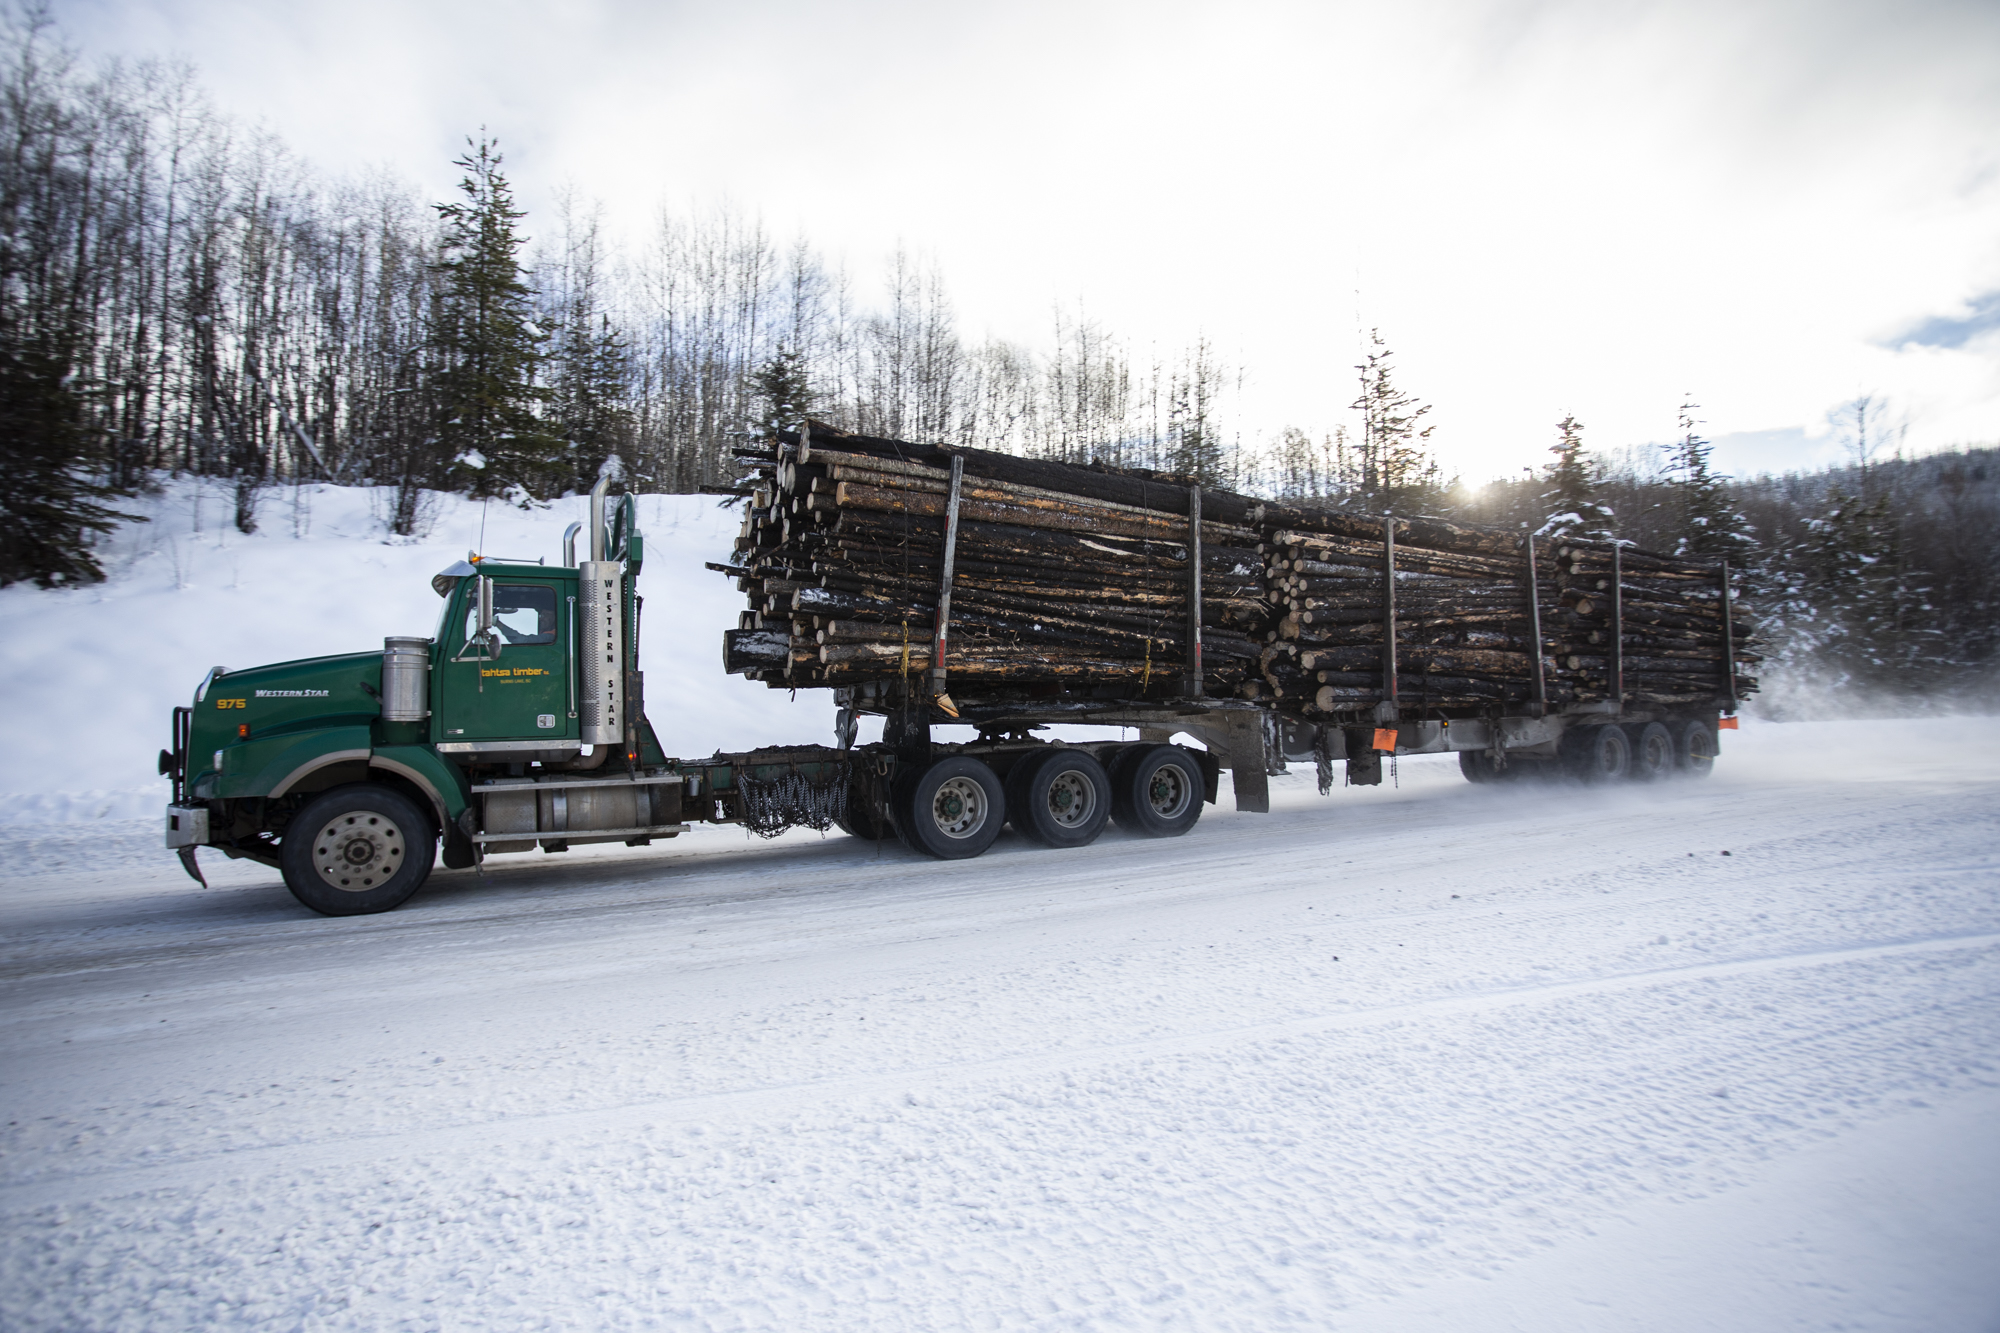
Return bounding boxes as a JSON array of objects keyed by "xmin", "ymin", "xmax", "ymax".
[{"xmin": 162, "ymin": 467, "xmax": 1748, "ymax": 917}]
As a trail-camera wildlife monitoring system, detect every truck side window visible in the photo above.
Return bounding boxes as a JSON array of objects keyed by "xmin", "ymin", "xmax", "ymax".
[{"xmin": 465, "ymin": 584, "xmax": 558, "ymax": 646}]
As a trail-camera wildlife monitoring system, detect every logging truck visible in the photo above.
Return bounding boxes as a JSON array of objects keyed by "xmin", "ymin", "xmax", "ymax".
[{"xmin": 162, "ymin": 457, "xmax": 1747, "ymax": 917}]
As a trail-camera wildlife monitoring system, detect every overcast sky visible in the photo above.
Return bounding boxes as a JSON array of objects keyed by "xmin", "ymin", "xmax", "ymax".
[{"xmin": 55, "ymin": 0, "xmax": 2000, "ymax": 480}]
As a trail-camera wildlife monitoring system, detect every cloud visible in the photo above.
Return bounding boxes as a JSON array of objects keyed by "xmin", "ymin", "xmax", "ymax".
[
  {"xmin": 1889, "ymin": 292, "xmax": 2000, "ymax": 351},
  {"xmin": 1709, "ymin": 427, "xmax": 1846, "ymax": 479}
]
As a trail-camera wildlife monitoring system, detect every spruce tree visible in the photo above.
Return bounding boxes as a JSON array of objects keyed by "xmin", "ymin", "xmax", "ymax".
[
  {"xmin": 0, "ymin": 328, "xmax": 138, "ymax": 586},
  {"xmin": 1539, "ymin": 415, "xmax": 1614, "ymax": 541},
  {"xmin": 1665, "ymin": 398, "xmax": 1753, "ymax": 562},
  {"xmin": 549, "ymin": 310, "xmax": 633, "ymax": 494},
  {"xmin": 1790, "ymin": 473, "xmax": 1940, "ymax": 691},
  {"xmin": 431, "ymin": 137, "xmax": 561, "ymax": 500},
  {"xmin": 1164, "ymin": 338, "xmax": 1231, "ymax": 486},
  {"xmin": 1346, "ymin": 330, "xmax": 1445, "ymax": 514},
  {"xmin": 750, "ymin": 343, "xmax": 815, "ymax": 436}
]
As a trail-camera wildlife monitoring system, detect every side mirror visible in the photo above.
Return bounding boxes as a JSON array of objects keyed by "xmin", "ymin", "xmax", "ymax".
[
  {"xmin": 455, "ymin": 576, "xmax": 501, "ymax": 661},
  {"xmin": 477, "ymin": 576, "xmax": 502, "ymax": 656}
]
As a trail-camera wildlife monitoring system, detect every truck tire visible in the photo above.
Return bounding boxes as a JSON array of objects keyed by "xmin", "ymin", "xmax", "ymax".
[
  {"xmin": 1459, "ymin": 749, "xmax": 1504, "ymax": 783},
  {"xmin": 1111, "ymin": 744, "xmax": 1204, "ymax": 837},
  {"xmin": 833, "ymin": 800, "xmax": 892, "ymax": 841},
  {"xmin": 1674, "ymin": 718, "xmax": 1718, "ymax": 778},
  {"xmin": 281, "ymin": 784, "xmax": 436, "ymax": 916},
  {"xmin": 1630, "ymin": 722, "xmax": 1676, "ymax": 780},
  {"xmin": 834, "ymin": 777, "xmax": 894, "ymax": 840},
  {"xmin": 1013, "ymin": 749, "xmax": 1112, "ymax": 848},
  {"xmin": 1563, "ymin": 724, "xmax": 1631, "ymax": 783},
  {"xmin": 893, "ymin": 756, "xmax": 1005, "ymax": 860}
]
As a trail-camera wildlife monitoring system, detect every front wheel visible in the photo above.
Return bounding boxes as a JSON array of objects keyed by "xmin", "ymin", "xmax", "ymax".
[
  {"xmin": 894, "ymin": 756, "xmax": 1005, "ymax": 860},
  {"xmin": 280, "ymin": 784, "xmax": 436, "ymax": 916},
  {"xmin": 1111, "ymin": 745, "xmax": 1204, "ymax": 838}
]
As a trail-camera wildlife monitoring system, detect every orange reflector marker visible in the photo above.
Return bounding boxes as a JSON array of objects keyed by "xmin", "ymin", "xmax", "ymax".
[
  {"xmin": 237, "ymin": 723, "xmax": 248, "ymax": 738},
  {"xmin": 1718, "ymin": 716, "xmax": 1740, "ymax": 730},
  {"xmin": 1373, "ymin": 727, "xmax": 1399, "ymax": 752}
]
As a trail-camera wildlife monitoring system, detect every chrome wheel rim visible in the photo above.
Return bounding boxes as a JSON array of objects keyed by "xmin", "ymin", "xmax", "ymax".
[
  {"xmin": 930, "ymin": 777, "xmax": 988, "ymax": 839},
  {"xmin": 1045, "ymin": 769, "xmax": 1096, "ymax": 829},
  {"xmin": 312, "ymin": 811, "xmax": 405, "ymax": 892},
  {"xmin": 1143, "ymin": 763, "xmax": 1192, "ymax": 819}
]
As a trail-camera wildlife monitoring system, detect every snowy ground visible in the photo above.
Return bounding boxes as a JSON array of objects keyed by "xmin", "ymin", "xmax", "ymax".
[
  {"xmin": 2, "ymin": 482, "xmax": 1997, "ymax": 1329},
  {"xmin": 3, "ymin": 718, "xmax": 1997, "ymax": 1331}
]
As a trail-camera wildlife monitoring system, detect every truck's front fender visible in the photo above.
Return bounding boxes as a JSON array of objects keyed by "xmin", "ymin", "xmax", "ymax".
[
  {"xmin": 227, "ymin": 726, "xmax": 375, "ymax": 801},
  {"xmin": 369, "ymin": 745, "xmax": 472, "ymax": 827},
  {"xmin": 222, "ymin": 732, "xmax": 469, "ymax": 838}
]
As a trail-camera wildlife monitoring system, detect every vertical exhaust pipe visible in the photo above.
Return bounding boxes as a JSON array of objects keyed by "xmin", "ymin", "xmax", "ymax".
[
  {"xmin": 589, "ymin": 475, "xmax": 609, "ymax": 562},
  {"xmin": 578, "ymin": 475, "xmax": 622, "ymax": 746}
]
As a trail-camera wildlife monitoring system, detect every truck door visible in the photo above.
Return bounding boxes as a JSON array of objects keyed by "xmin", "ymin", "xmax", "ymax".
[{"xmin": 436, "ymin": 580, "xmax": 573, "ymax": 743}]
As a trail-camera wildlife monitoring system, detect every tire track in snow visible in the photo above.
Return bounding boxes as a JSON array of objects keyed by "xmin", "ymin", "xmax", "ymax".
[
  {"xmin": 3, "ymin": 776, "xmax": 1985, "ymax": 993},
  {"xmin": 6, "ymin": 925, "xmax": 1993, "ymax": 1213}
]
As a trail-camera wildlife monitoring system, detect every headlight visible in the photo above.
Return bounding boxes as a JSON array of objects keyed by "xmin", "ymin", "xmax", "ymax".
[{"xmin": 213, "ymin": 750, "xmax": 225, "ymax": 773}]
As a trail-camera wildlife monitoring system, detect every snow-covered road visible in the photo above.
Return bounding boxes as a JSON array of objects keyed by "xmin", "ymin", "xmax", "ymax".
[{"xmin": 4, "ymin": 718, "xmax": 1998, "ymax": 1331}]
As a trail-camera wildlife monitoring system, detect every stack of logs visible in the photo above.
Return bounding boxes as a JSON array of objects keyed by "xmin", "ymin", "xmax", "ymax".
[
  {"xmin": 1256, "ymin": 505, "xmax": 1758, "ymax": 712},
  {"xmin": 720, "ymin": 423, "xmax": 1757, "ymax": 716},
  {"xmin": 720, "ymin": 424, "xmax": 1271, "ymax": 696}
]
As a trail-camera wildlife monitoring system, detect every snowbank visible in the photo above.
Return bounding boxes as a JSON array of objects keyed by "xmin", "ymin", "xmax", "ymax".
[{"xmin": 0, "ymin": 479, "xmax": 839, "ymax": 821}]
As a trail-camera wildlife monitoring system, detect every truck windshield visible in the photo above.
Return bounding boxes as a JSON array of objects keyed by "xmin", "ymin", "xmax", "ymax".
[{"xmin": 465, "ymin": 584, "xmax": 558, "ymax": 646}]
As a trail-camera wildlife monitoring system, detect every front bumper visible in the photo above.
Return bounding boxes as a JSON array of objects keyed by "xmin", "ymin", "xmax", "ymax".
[{"xmin": 164, "ymin": 804, "xmax": 209, "ymax": 849}]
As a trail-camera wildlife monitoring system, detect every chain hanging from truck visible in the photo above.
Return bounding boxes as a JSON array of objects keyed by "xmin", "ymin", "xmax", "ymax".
[{"xmin": 737, "ymin": 765, "xmax": 851, "ymax": 838}]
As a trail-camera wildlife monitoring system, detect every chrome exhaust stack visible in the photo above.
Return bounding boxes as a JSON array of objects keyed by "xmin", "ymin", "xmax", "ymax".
[
  {"xmin": 588, "ymin": 475, "xmax": 610, "ymax": 562},
  {"xmin": 578, "ymin": 474, "xmax": 623, "ymax": 747}
]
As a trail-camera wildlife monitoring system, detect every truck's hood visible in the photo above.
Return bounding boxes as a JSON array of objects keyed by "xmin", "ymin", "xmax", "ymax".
[{"xmin": 192, "ymin": 651, "xmax": 386, "ymax": 753}]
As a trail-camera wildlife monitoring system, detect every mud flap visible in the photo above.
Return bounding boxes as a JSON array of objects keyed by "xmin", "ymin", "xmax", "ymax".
[
  {"xmin": 443, "ymin": 807, "xmax": 478, "ymax": 870},
  {"xmin": 177, "ymin": 845, "xmax": 208, "ymax": 887}
]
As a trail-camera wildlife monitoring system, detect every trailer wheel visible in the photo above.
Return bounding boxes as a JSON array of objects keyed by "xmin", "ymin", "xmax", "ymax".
[
  {"xmin": 1014, "ymin": 749, "xmax": 1112, "ymax": 848},
  {"xmin": 1674, "ymin": 719, "xmax": 1718, "ymax": 778},
  {"xmin": 280, "ymin": 784, "xmax": 436, "ymax": 916},
  {"xmin": 834, "ymin": 774, "xmax": 894, "ymax": 840},
  {"xmin": 1111, "ymin": 745, "xmax": 1204, "ymax": 837},
  {"xmin": 894, "ymin": 756, "xmax": 1005, "ymax": 860},
  {"xmin": 834, "ymin": 795, "xmax": 893, "ymax": 841},
  {"xmin": 1563, "ymin": 724, "xmax": 1631, "ymax": 783},
  {"xmin": 1459, "ymin": 749, "xmax": 1504, "ymax": 783},
  {"xmin": 1631, "ymin": 722, "xmax": 1676, "ymax": 780}
]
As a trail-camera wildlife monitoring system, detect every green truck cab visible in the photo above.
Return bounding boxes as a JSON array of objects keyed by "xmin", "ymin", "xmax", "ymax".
[{"xmin": 161, "ymin": 481, "xmax": 868, "ymax": 915}]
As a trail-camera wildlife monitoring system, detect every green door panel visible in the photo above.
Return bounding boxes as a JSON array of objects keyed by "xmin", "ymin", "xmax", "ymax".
[{"xmin": 436, "ymin": 576, "xmax": 575, "ymax": 743}]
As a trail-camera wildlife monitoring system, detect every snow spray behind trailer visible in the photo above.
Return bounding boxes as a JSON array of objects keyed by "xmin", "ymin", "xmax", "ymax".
[{"xmin": 161, "ymin": 434, "xmax": 1755, "ymax": 915}]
